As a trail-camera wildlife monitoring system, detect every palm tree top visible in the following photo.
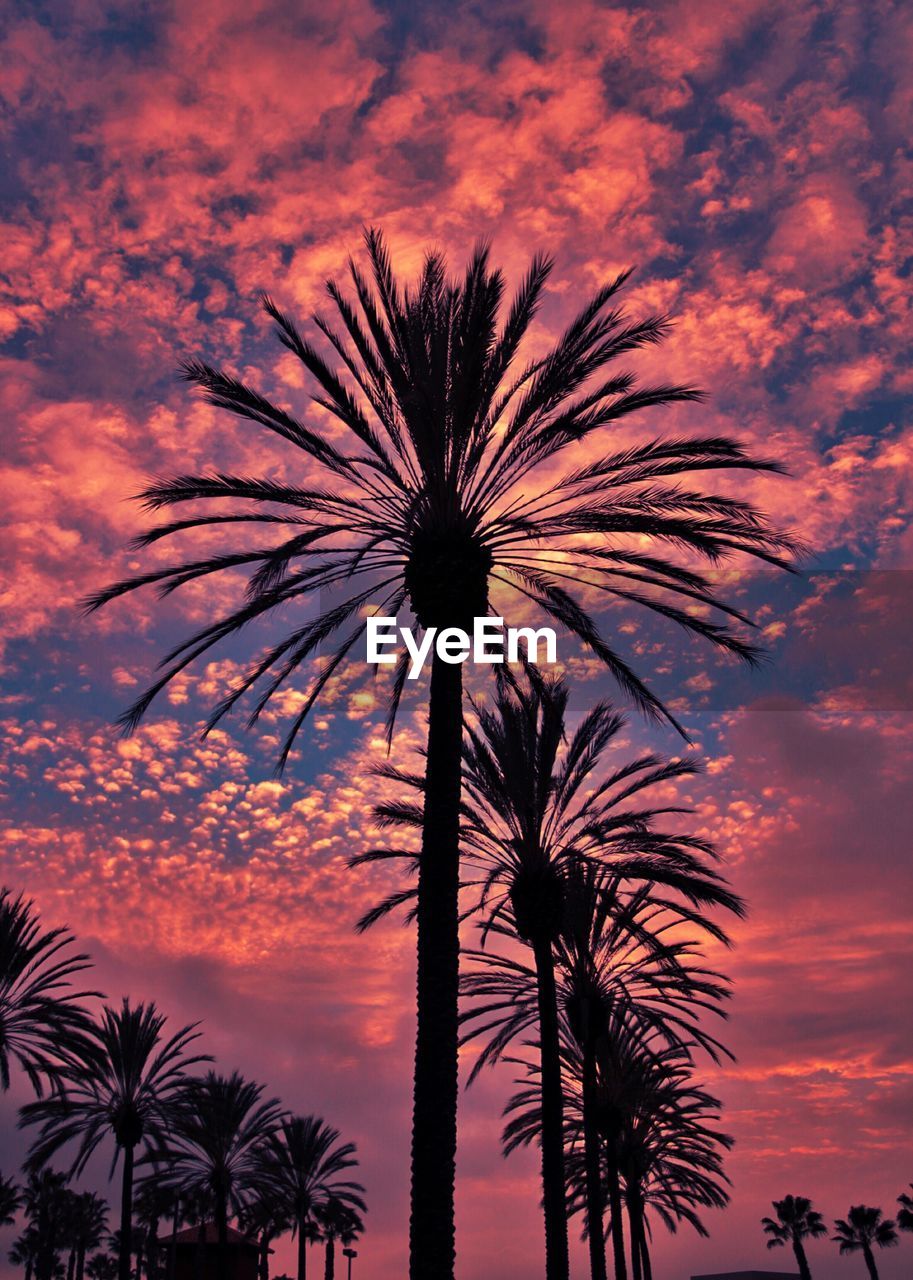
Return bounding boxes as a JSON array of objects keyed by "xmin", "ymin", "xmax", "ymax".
[
  {"xmin": 85, "ymin": 229, "xmax": 802, "ymax": 761},
  {"xmin": 762, "ymin": 1193, "xmax": 827, "ymax": 1246},
  {"xmin": 833, "ymin": 1204, "xmax": 899, "ymax": 1253}
]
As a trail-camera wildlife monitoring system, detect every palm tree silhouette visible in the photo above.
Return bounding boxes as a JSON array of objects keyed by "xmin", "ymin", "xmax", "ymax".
[
  {"xmin": 257, "ymin": 1115, "xmax": 365, "ymax": 1280},
  {"xmin": 87, "ymin": 231, "xmax": 798, "ymax": 1280},
  {"xmin": 762, "ymin": 1195, "xmax": 827, "ymax": 1280},
  {"xmin": 66, "ymin": 1193, "xmax": 109, "ymax": 1280},
  {"xmin": 20, "ymin": 1169, "xmax": 71, "ymax": 1280},
  {"xmin": 159, "ymin": 1070, "xmax": 282, "ymax": 1280},
  {"xmin": 376, "ymin": 671, "xmax": 740, "ymax": 1280},
  {"xmin": 0, "ymin": 888, "xmax": 100, "ymax": 1095},
  {"xmin": 897, "ymin": 1185, "xmax": 913, "ymax": 1233},
  {"xmin": 832, "ymin": 1206, "xmax": 899, "ymax": 1279},
  {"xmin": 316, "ymin": 1197, "xmax": 362, "ymax": 1280},
  {"xmin": 20, "ymin": 999, "xmax": 207, "ymax": 1280},
  {"xmin": 0, "ymin": 1171, "xmax": 21, "ymax": 1226}
]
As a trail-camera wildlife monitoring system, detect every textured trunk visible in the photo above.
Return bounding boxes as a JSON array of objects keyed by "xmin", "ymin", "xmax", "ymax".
[
  {"xmin": 259, "ymin": 1231, "xmax": 271, "ymax": 1280},
  {"xmin": 629, "ymin": 1206, "xmax": 642, "ymax": 1280},
  {"xmin": 324, "ymin": 1237, "xmax": 336, "ymax": 1280},
  {"xmin": 628, "ymin": 1193, "xmax": 649, "ymax": 1280},
  {"xmin": 793, "ymin": 1238, "xmax": 812, "ymax": 1280},
  {"xmin": 410, "ymin": 655, "xmax": 463, "ymax": 1280},
  {"xmin": 167, "ymin": 1203, "xmax": 179, "ymax": 1280},
  {"xmin": 67, "ymin": 1251, "xmax": 75, "ymax": 1280},
  {"xmin": 582, "ymin": 1037, "xmax": 607, "ymax": 1280},
  {"xmin": 297, "ymin": 1214, "xmax": 308, "ymax": 1280},
  {"xmin": 862, "ymin": 1244, "xmax": 879, "ymax": 1280},
  {"xmin": 76, "ymin": 1246, "xmax": 86, "ymax": 1280},
  {"xmin": 119, "ymin": 1144, "xmax": 136, "ymax": 1280},
  {"xmin": 532, "ymin": 933, "xmax": 570, "ymax": 1280},
  {"xmin": 605, "ymin": 1155, "xmax": 627, "ymax": 1280},
  {"xmin": 216, "ymin": 1196, "xmax": 229, "ymax": 1280}
]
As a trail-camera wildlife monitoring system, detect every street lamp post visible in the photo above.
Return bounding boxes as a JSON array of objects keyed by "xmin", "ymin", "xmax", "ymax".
[{"xmin": 342, "ymin": 1247, "xmax": 358, "ymax": 1280}]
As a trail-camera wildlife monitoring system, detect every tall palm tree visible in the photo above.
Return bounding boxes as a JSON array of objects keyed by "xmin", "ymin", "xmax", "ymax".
[
  {"xmin": 832, "ymin": 1206, "xmax": 898, "ymax": 1280},
  {"xmin": 159, "ymin": 1071, "xmax": 282, "ymax": 1280},
  {"xmin": 0, "ymin": 888, "xmax": 100, "ymax": 1095},
  {"xmin": 258, "ymin": 1116, "xmax": 365, "ymax": 1280},
  {"xmin": 374, "ymin": 672, "xmax": 741, "ymax": 1280},
  {"xmin": 86, "ymin": 231, "xmax": 798, "ymax": 1280},
  {"xmin": 20, "ymin": 999, "xmax": 207, "ymax": 1280},
  {"xmin": 897, "ymin": 1185, "xmax": 913, "ymax": 1233},
  {"xmin": 762, "ymin": 1195, "xmax": 827, "ymax": 1280},
  {"xmin": 0, "ymin": 1172, "xmax": 21, "ymax": 1226}
]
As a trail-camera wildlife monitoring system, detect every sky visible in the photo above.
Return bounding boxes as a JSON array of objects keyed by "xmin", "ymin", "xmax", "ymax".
[{"xmin": 1, "ymin": 0, "xmax": 912, "ymax": 1277}]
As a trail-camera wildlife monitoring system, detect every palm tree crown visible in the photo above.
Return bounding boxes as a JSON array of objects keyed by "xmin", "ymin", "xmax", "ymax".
[
  {"xmin": 897, "ymin": 1185, "xmax": 913, "ymax": 1232},
  {"xmin": 833, "ymin": 1206, "xmax": 898, "ymax": 1280},
  {"xmin": 762, "ymin": 1194, "xmax": 827, "ymax": 1280},
  {"xmin": 20, "ymin": 999, "xmax": 208, "ymax": 1280},
  {"xmin": 0, "ymin": 887, "xmax": 100, "ymax": 1094}
]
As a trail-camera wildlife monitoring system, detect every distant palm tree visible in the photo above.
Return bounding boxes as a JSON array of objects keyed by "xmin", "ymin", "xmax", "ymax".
[
  {"xmin": 377, "ymin": 672, "xmax": 741, "ymax": 1280},
  {"xmin": 66, "ymin": 1193, "xmax": 108, "ymax": 1280},
  {"xmin": 20, "ymin": 999, "xmax": 207, "ymax": 1280},
  {"xmin": 833, "ymin": 1206, "xmax": 898, "ymax": 1279},
  {"xmin": 21, "ymin": 1169, "xmax": 70, "ymax": 1280},
  {"xmin": 258, "ymin": 1116, "xmax": 365, "ymax": 1280},
  {"xmin": 238, "ymin": 1193, "xmax": 290, "ymax": 1280},
  {"xmin": 85, "ymin": 1254, "xmax": 118, "ymax": 1280},
  {"xmin": 762, "ymin": 1195, "xmax": 827, "ymax": 1280},
  {"xmin": 0, "ymin": 887, "xmax": 100, "ymax": 1095},
  {"xmin": 0, "ymin": 1171, "xmax": 21, "ymax": 1226},
  {"xmin": 316, "ymin": 1198, "xmax": 362, "ymax": 1280},
  {"xmin": 897, "ymin": 1185, "xmax": 913, "ymax": 1232},
  {"xmin": 87, "ymin": 231, "xmax": 798, "ymax": 1280},
  {"xmin": 160, "ymin": 1071, "xmax": 282, "ymax": 1280},
  {"xmin": 133, "ymin": 1180, "xmax": 179, "ymax": 1280},
  {"xmin": 9, "ymin": 1232, "xmax": 38, "ymax": 1280}
]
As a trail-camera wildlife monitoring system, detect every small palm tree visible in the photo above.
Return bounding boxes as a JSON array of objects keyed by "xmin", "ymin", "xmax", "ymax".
[
  {"xmin": 20, "ymin": 999, "xmax": 208, "ymax": 1280},
  {"xmin": 66, "ymin": 1193, "xmax": 108, "ymax": 1280},
  {"xmin": 833, "ymin": 1206, "xmax": 898, "ymax": 1280},
  {"xmin": 87, "ymin": 231, "xmax": 798, "ymax": 1280},
  {"xmin": 762, "ymin": 1195, "xmax": 827, "ymax": 1280},
  {"xmin": 897, "ymin": 1185, "xmax": 913, "ymax": 1232},
  {"xmin": 0, "ymin": 1172, "xmax": 21, "ymax": 1226},
  {"xmin": 0, "ymin": 888, "xmax": 100, "ymax": 1095},
  {"xmin": 20, "ymin": 1169, "xmax": 71, "ymax": 1280},
  {"xmin": 258, "ymin": 1116, "xmax": 365, "ymax": 1280},
  {"xmin": 316, "ymin": 1198, "xmax": 362, "ymax": 1280},
  {"xmin": 159, "ymin": 1071, "xmax": 282, "ymax": 1280}
]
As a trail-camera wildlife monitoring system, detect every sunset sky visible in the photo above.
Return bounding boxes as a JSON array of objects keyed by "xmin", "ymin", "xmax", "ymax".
[{"xmin": 2, "ymin": 1, "xmax": 912, "ymax": 1277}]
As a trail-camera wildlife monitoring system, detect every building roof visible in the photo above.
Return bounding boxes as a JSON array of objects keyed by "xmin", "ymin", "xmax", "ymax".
[
  {"xmin": 691, "ymin": 1272, "xmax": 801, "ymax": 1279},
  {"xmin": 158, "ymin": 1223, "xmax": 259, "ymax": 1247}
]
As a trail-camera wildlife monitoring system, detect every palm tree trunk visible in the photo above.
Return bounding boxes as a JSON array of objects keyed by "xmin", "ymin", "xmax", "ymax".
[
  {"xmin": 76, "ymin": 1246, "xmax": 86, "ymax": 1280},
  {"xmin": 410, "ymin": 654, "xmax": 462, "ymax": 1280},
  {"xmin": 67, "ymin": 1250, "xmax": 76, "ymax": 1280},
  {"xmin": 259, "ymin": 1231, "xmax": 270, "ymax": 1280},
  {"xmin": 324, "ymin": 1236, "xmax": 336, "ymax": 1280},
  {"xmin": 167, "ymin": 1202, "xmax": 179, "ymax": 1280},
  {"xmin": 297, "ymin": 1215, "xmax": 308, "ymax": 1280},
  {"xmin": 629, "ymin": 1203, "xmax": 642, "ymax": 1280},
  {"xmin": 605, "ymin": 1155, "xmax": 627, "ymax": 1280},
  {"xmin": 861, "ymin": 1244, "xmax": 879, "ymax": 1280},
  {"xmin": 582, "ymin": 1039, "xmax": 608, "ymax": 1280},
  {"xmin": 531, "ymin": 933, "xmax": 569, "ymax": 1280},
  {"xmin": 216, "ymin": 1195, "xmax": 230, "ymax": 1280},
  {"xmin": 793, "ymin": 1239, "xmax": 812, "ymax": 1280},
  {"xmin": 628, "ymin": 1193, "xmax": 649, "ymax": 1280},
  {"xmin": 639, "ymin": 1224, "xmax": 652, "ymax": 1280},
  {"xmin": 119, "ymin": 1143, "xmax": 136, "ymax": 1280}
]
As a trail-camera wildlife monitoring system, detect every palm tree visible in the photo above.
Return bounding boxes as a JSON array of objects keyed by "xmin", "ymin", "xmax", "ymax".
[
  {"xmin": 897, "ymin": 1185, "xmax": 913, "ymax": 1232},
  {"xmin": 833, "ymin": 1206, "xmax": 898, "ymax": 1280},
  {"xmin": 316, "ymin": 1198, "xmax": 362, "ymax": 1280},
  {"xmin": 238, "ymin": 1193, "xmax": 290, "ymax": 1280},
  {"xmin": 380, "ymin": 672, "xmax": 740, "ymax": 1280},
  {"xmin": 159, "ymin": 1071, "xmax": 282, "ymax": 1280},
  {"xmin": 9, "ymin": 1232, "xmax": 38, "ymax": 1280},
  {"xmin": 258, "ymin": 1116, "xmax": 365, "ymax": 1280},
  {"xmin": 20, "ymin": 999, "xmax": 207, "ymax": 1280},
  {"xmin": 20, "ymin": 1169, "xmax": 71, "ymax": 1280},
  {"xmin": 762, "ymin": 1195, "xmax": 827, "ymax": 1280},
  {"xmin": 0, "ymin": 1172, "xmax": 21, "ymax": 1226},
  {"xmin": 132, "ymin": 1180, "xmax": 178, "ymax": 1280},
  {"xmin": 86, "ymin": 231, "xmax": 798, "ymax": 1280},
  {"xmin": 66, "ymin": 1193, "xmax": 108, "ymax": 1280},
  {"xmin": 0, "ymin": 888, "xmax": 100, "ymax": 1095}
]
